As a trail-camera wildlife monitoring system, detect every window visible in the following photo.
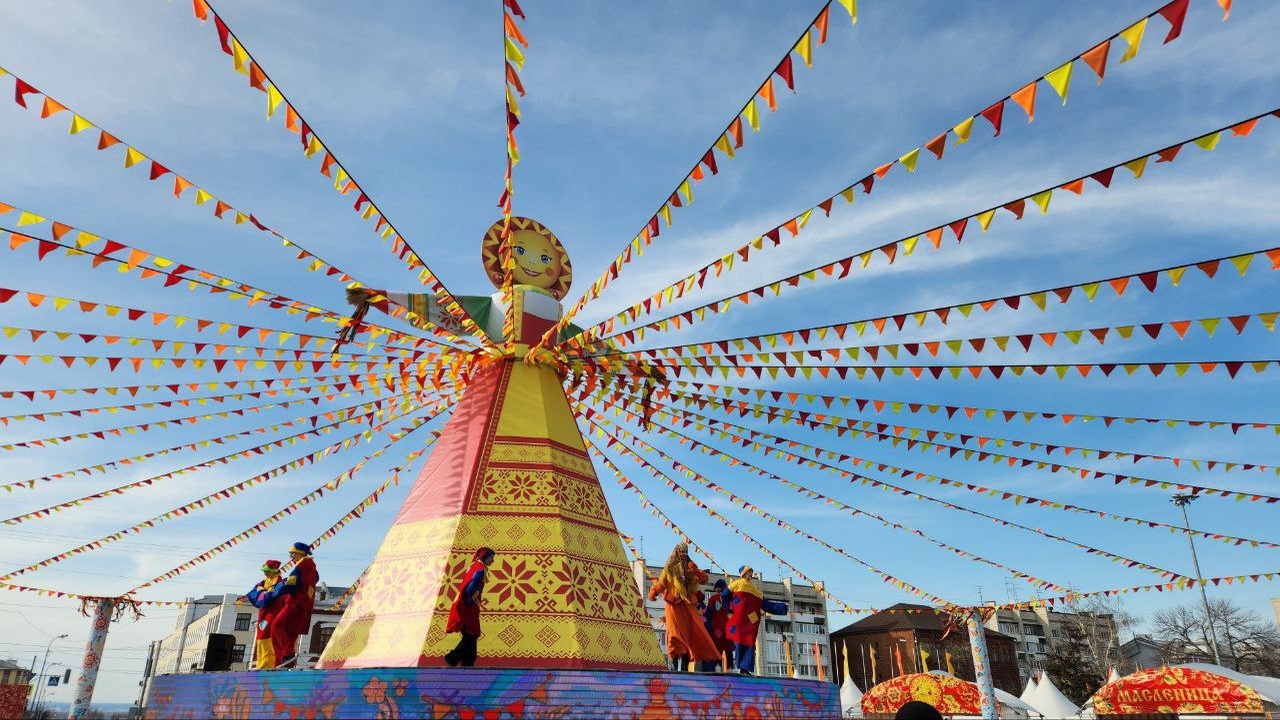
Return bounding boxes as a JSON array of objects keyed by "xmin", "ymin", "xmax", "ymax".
[
  {"xmin": 231, "ymin": 644, "xmax": 245, "ymax": 664},
  {"xmin": 998, "ymin": 621, "xmax": 1019, "ymax": 635},
  {"xmin": 234, "ymin": 613, "xmax": 252, "ymax": 632},
  {"xmin": 1023, "ymin": 624, "xmax": 1045, "ymax": 637}
]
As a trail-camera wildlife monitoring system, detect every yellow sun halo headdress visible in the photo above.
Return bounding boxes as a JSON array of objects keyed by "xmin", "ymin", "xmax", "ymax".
[{"xmin": 481, "ymin": 217, "xmax": 573, "ymax": 301}]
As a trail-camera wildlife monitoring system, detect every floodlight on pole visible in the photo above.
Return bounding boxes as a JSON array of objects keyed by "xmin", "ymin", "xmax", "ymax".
[{"xmin": 1171, "ymin": 493, "xmax": 1222, "ymax": 666}]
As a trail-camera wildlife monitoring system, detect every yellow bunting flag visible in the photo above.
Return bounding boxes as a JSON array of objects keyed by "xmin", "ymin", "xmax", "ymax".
[
  {"xmin": 835, "ymin": 0, "xmax": 857, "ymax": 24},
  {"xmin": 899, "ymin": 148, "xmax": 920, "ymax": 172},
  {"xmin": 743, "ymin": 99, "xmax": 760, "ymax": 131},
  {"xmin": 1118, "ymin": 18, "xmax": 1148, "ymax": 63},
  {"xmin": 504, "ymin": 37, "xmax": 525, "ymax": 70},
  {"xmin": 794, "ymin": 31, "xmax": 813, "ymax": 68},
  {"xmin": 68, "ymin": 114, "xmax": 93, "ymax": 135},
  {"xmin": 266, "ymin": 85, "xmax": 284, "ymax": 118},
  {"xmin": 952, "ymin": 117, "xmax": 974, "ymax": 144},
  {"xmin": 123, "ymin": 147, "xmax": 146, "ymax": 168},
  {"xmin": 1193, "ymin": 132, "xmax": 1222, "ymax": 151},
  {"xmin": 1044, "ymin": 61, "xmax": 1073, "ymax": 104}
]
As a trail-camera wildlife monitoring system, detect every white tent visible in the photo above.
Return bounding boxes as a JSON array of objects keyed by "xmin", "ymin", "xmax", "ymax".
[
  {"xmin": 1020, "ymin": 675, "xmax": 1039, "ymax": 704},
  {"xmin": 841, "ymin": 675, "xmax": 864, "ymax": 718},
  {"xmin": 1027, "ymin": 672, "xmax": 1081, "ymax": 718}
]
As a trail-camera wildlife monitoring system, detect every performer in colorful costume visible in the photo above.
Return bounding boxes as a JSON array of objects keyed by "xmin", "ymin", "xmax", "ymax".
[
  {"xmin": 271, "ymin": 541, "xmax": 319, "ymax": 669},
  {"xmin": 647, "ymin": 543, "xmax": 720, "ymax": 672},
  {"xmin": 701, "ymin": 578, "xmax": 734, "ymax": 671},
  {"xmin": 244, "ymin": 559, "xmax": 285, "ymax": 669},
  {"xmin": 445, "ymin": 547, "xmax": 495, "ymax": 667},
  {"xmin": 726, "ymin": 565, "xmax": 788, "ymax": 675}
]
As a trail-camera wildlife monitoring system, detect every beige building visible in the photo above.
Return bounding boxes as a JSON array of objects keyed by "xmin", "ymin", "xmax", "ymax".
[
  {"xmin": 632, "ymin": 560, "xmax": 831, "ymax": 678},
  {"xmin": 141, "ymin": 586, "xmax": 346, "ymax": 702},
  {"xmin": 982, "ymin": 605, "xmax": 1120, "ymax": 683},
  {"xmin": 1272, "ymin": 598, "xmax": 1280, "ymax": 629}
]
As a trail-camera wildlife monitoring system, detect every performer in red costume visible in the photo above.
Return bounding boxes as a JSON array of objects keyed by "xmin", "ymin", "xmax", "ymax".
[
  {"xmin": 726, "ymin": 565, "xmax": 788, "ymax": 675},
  {"xmin": 647, "ymin": 543, "xmax": 720, "ymax": 672},
  {"xmin": 701, "ymin": 578, "xmax": 734, "ymax": 671},
  {"xmin": 244, "ymin": 559, "xmax": 285, "ymax": 669},
  {"xmin": 445, "ymin": 547, "xmax": 496, "ymax": 667},
  {"xmin": 271, "ymin": 542, "xmax": 319, "ymax": 669}
]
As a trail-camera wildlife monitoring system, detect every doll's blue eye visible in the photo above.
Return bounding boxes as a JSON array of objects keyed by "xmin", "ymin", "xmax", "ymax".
[
  {"xmin": 515, "ymin": 246, "xmax": 526, "ymax": 256},
  {"xmin": 540, "ymin": 254, "xmax": 551, "ymax": 264}
]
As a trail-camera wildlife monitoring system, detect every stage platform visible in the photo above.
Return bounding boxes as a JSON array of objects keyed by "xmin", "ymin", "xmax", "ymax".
[{"xmin": 144, "ymin": 666, "xmax": 841, "ymax": 719}]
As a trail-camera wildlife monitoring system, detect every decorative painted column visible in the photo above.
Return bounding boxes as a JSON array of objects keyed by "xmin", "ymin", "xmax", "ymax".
[
  {"xmin": 965, "ymin": 608, "xmax": 998, "ymax": 720},
  {"xmin": 69, "ymin": 598, "xmax": 114, "ymax": 720}
]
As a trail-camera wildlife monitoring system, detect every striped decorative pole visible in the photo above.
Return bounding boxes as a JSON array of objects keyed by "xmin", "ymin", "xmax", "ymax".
[
  {"xmin": 965, "ymin": 608, "xmax": 998, "ymax": 720},
  {"xmin": 69, "ymin": 599, "xmax": 114, "ymax": 720}
]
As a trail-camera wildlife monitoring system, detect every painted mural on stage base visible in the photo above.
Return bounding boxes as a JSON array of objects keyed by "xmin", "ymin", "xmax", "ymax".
[{"xmin": 145, "ymin": 667, "xmax": 840, "ymax": 720}]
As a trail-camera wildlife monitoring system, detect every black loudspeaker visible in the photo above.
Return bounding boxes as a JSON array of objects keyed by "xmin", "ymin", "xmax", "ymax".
[{"xmin": 204, "ymin": 633, "xmax": 236, "ymax": 671}]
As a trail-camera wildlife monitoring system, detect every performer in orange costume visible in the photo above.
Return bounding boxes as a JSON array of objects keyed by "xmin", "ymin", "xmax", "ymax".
[
  {"xmin": 272, "ymin": 541, "xmax": 319, "ymax": 669},
  {"xmin": 445, "ymin": 547, "xmax": 496, "ymax": 667},
  {"xmin": 726, "ymin": 565, "xmax": 788, "ymax": 675},
  {"xmin": 244, "ymin": 559, "xmax": 285, "ymax": 669},
  {"xmin": 647, "ymin": 543, "xmax": 720, "ymax": 672}
]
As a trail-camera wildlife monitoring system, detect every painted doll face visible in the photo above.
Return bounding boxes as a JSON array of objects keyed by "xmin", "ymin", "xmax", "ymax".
[{"xmin": 510, "ymin": 229, "xmax": 563, "ymax": 290}]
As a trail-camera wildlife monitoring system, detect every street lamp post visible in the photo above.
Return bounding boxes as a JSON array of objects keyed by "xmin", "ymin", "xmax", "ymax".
[
  {"xmin": 1171, "ymin": 494, "xmax": 1222, "ymax": 666},
  {"xmin": 26, "ymin": 633, "xmax": 68, "ymax": 715}
]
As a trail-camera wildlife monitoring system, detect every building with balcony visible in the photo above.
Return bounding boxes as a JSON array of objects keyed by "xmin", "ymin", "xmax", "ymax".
[
  {"xmin": 980, "ymin": 605, "xmax": 1120, "ymax": 684},
  {"xmin": 631, "ymin": 560, "xmax": 832, "ymax": 678}
]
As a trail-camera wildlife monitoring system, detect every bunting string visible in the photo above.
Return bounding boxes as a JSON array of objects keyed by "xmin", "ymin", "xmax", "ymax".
[
  {"xmin": 599, "ymin": 383, "xmax": 1280, "ymax": 549},
  {"xmin": 614, "ymin": 309, "xmax": 1280, "ymax": 366},
  {"xmin": 623, "ymin": 357, "xmax": 1280, "ymax": 383},
  {"xmin": 1, "ymin": 383, "xmax": 387, "ymax": 452},
  {"xmin": 0, "ymin": 373, "xmax": 381, "ymax": 427},
  {"xmin": 2, "ymin": 223, "xmax": 456, "ymax": 352},
  {"xmin": 587, "ymin": 108, "xmax": 1278, "ymax": 347},
  {"xmin": 0, "ymin": 370, "xmax": 413, "ymax": 405},
  {"xmin": 593, "ymin": 242, "xmax": 1280, "ymax": 352},
  {"xmin": 659, "ymin": 385, "xmax": 1280, "ymax": 480},
  {"xmin": 498, "ymin": 0, "xmax": 528, "ymax": 352},
  {"xmin": 0, "ymin": 393, "xmax": 440, "ymax": 580},
  {"xmin": 0, "ymin": 322, "xmax": 431, "ymax": 362},
  {"xmin": 0, "ymin": 390, "xmax": 434, "ymax": 522},
  {"xmin": 577, "ymin": 404, "xmax": 943, "ymax": 611},
  {"xmin": 126, "ymin": 414, "xmax": 445, "ymax": 593},
  {"xmin": 591, "ymin": 385, "xmax": 1190, "ymax": 581},
  {"xmin": 0, "ymin": 376, "xmax": 430, "ymax": 495},
  {"xmin": 0, "ymin": 69, "xmax": 474, "ymax": 347},
  {"xmin": 582, "ymin": 393, "xmax": 1106, "ymax": 595},
  {"xmin": 571, "ymin": 0, "xmax": 1235, "ymax": 346},
  {"xmin": 184, "ymin": 1, "xmax": 486, "ymax": 342},
  {"xmin": 0, "ymin": 282, "xmax": 439, "ymax": 357},
  {"xmin": 539, "ymin": 0, "xmax": 857, "ymax": 352},
  {"xmin": 669, "ymin": 379, "xmax": 1280, "ymax": 437}
]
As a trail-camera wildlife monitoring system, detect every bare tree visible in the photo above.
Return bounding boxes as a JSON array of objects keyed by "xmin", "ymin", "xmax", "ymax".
[
  {"xmin": 1051, "ymin": 595, "xmax": 1135, "ymax": 679},
  {"xmin": 1151, "ymin": 598, "xmax": 1280, "ymax": 674}
]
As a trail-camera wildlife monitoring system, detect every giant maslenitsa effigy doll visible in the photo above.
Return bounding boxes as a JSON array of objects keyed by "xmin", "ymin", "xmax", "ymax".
[{"xmin": 318, "ymin": 218, "xmax": 665, "ymax": 669}]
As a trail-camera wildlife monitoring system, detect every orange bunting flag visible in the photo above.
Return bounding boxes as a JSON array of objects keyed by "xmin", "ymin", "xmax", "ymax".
[
  {"xmin": 1010, "ymin": 82, "xmax": 1037, "ymax": 122},
  {"xmin": 1081, "ymin": 39, "xmax": 1110, "ymax": 83}
]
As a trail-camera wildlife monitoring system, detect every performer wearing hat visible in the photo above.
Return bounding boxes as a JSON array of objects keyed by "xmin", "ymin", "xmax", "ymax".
[
  {"xmin": 245, "ymin": 559, "xmax": 285, "ymax": 669},
  {"xmin": 445, "ymin": 547, "xmax": 496, "ymax": 667},
  {"xmin": 647, "ymin": 543, "xmax": 720, "ymax": 672},
  {"xmin": 701, "ymin": 578, "xmax": 734, "ymax": 671},
  {"xmin": 726, "ymin": 565, "xmax": 788, "ymax": 675},
  {"xmin": 271, "ymin": 541, "xmax": 319, "ymax": 669}
]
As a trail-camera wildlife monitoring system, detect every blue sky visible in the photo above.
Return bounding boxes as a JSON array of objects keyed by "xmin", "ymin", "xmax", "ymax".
[{"xmin": 1, "ymin": 0, "xmax": 1278, "ymax": 704}]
